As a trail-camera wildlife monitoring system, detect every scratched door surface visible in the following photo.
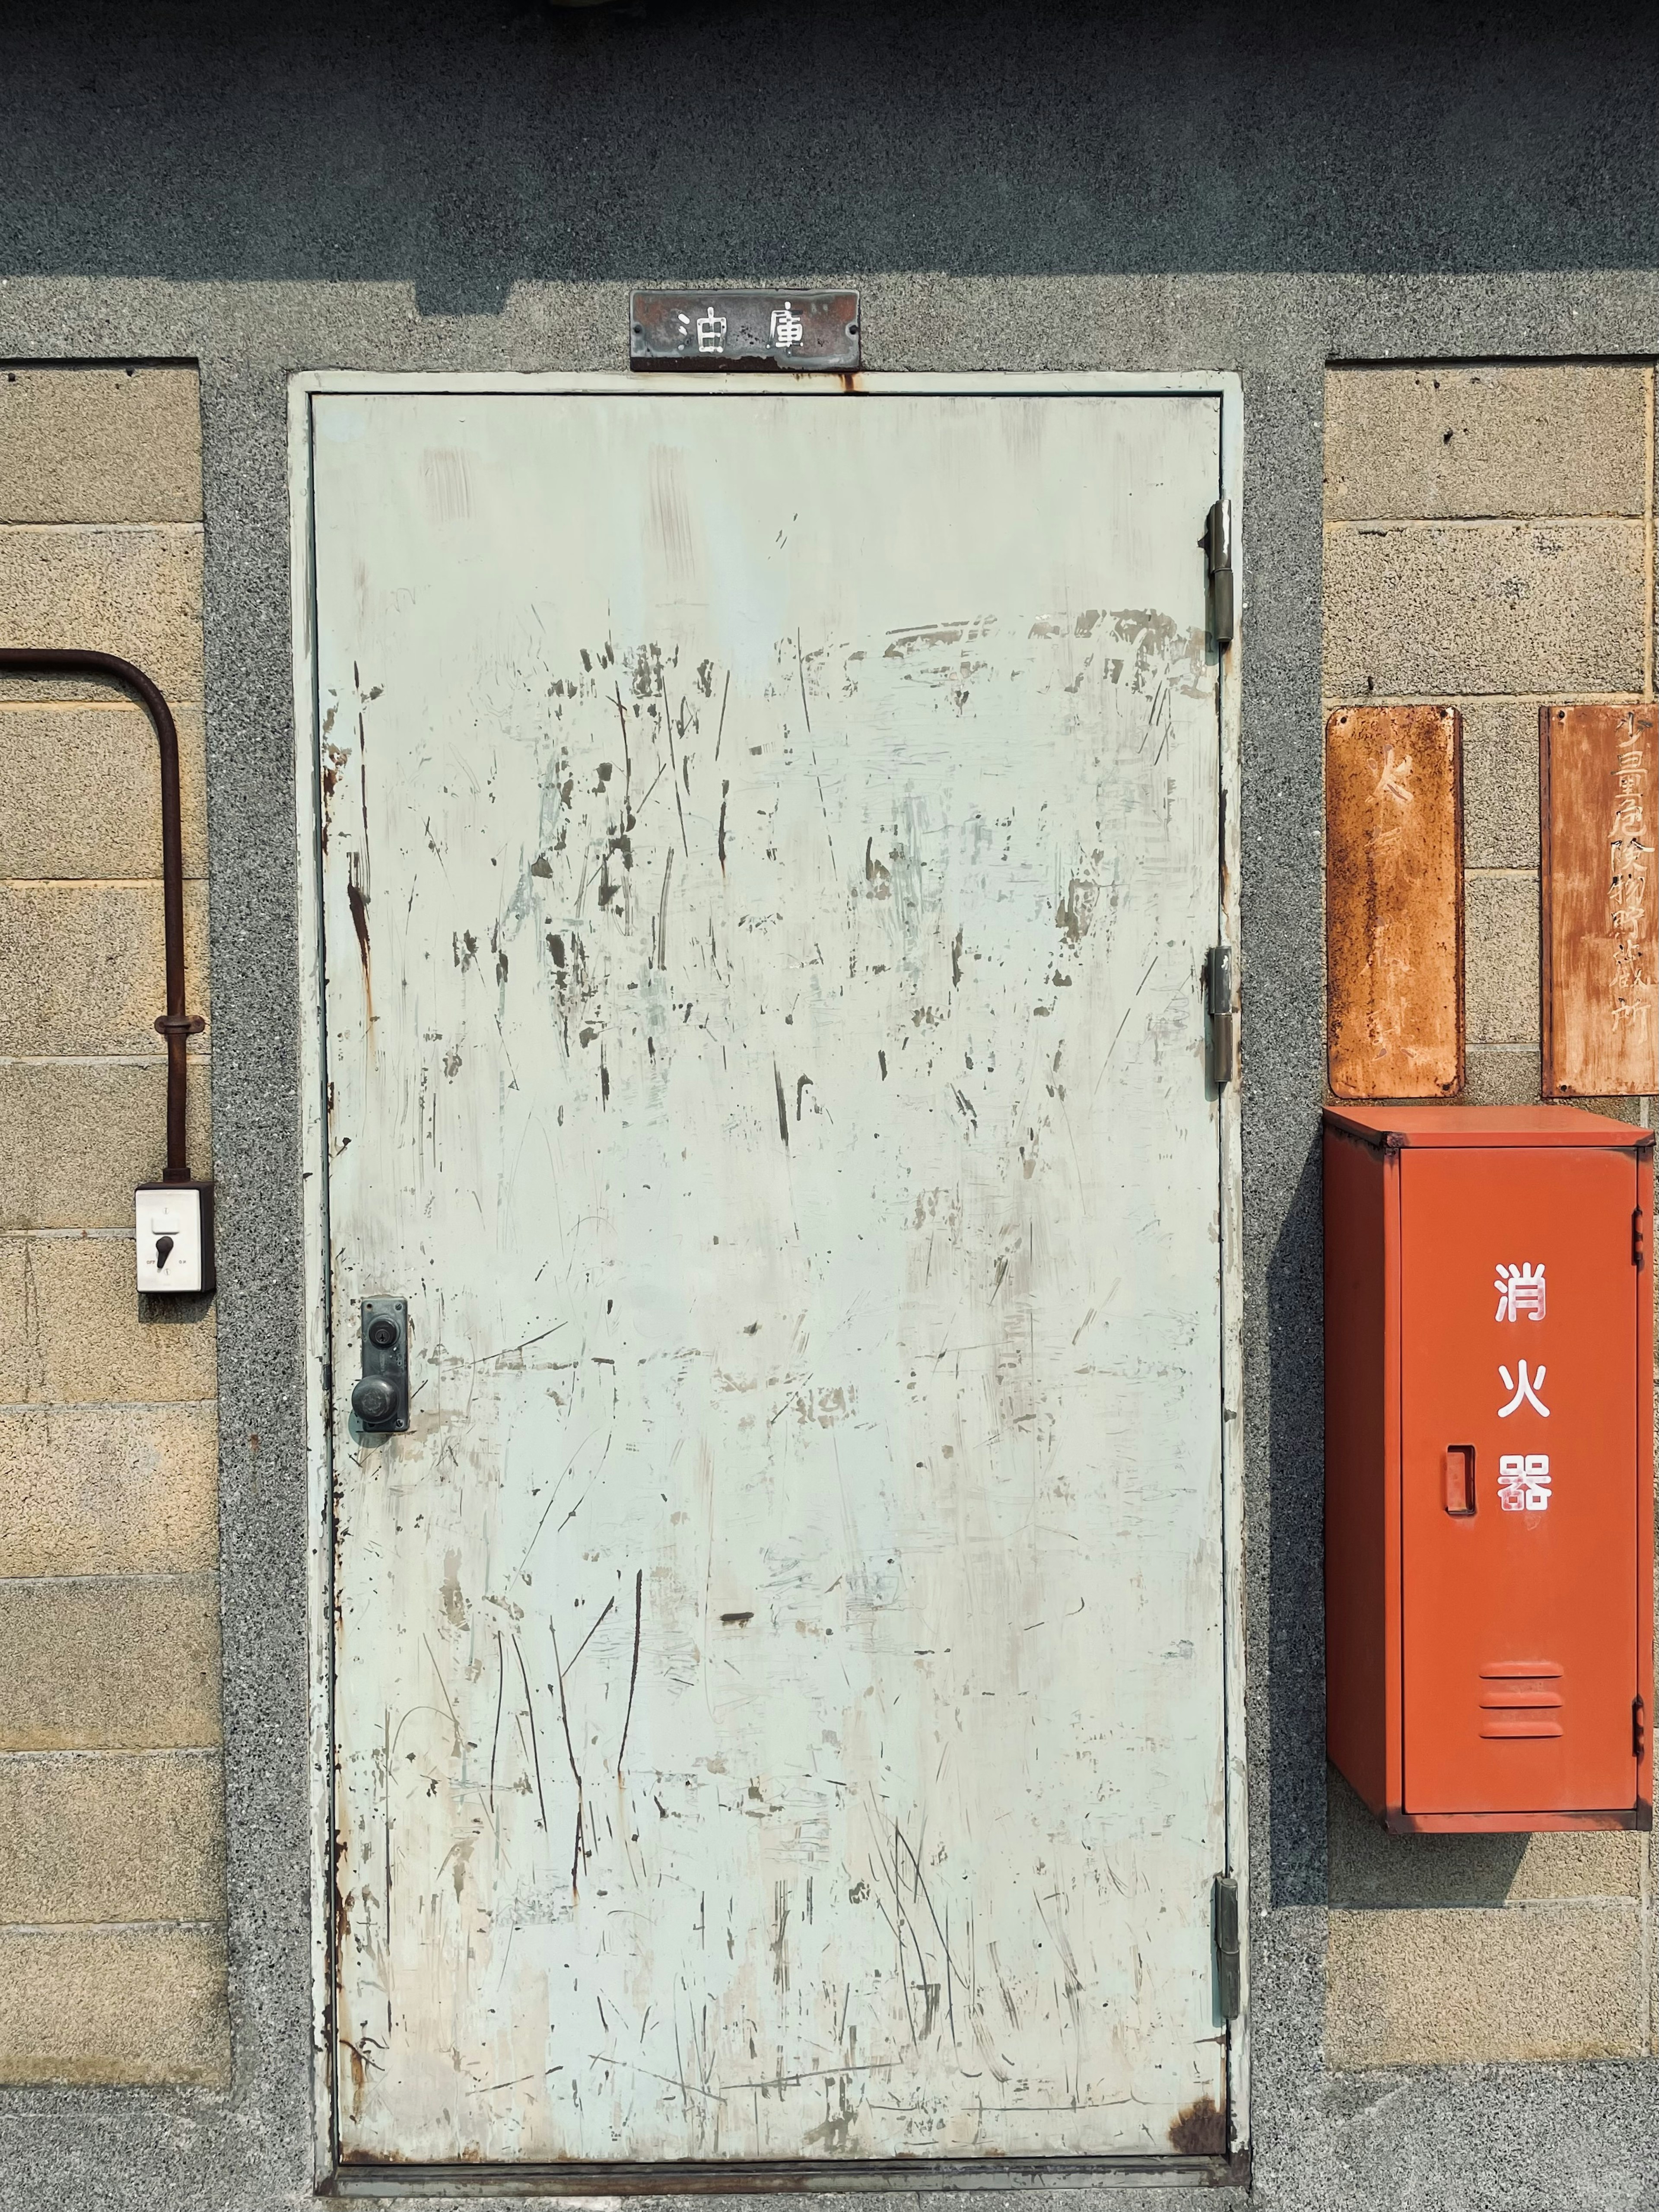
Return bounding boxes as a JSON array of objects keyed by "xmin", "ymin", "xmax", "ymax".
[{"xmin": 313, "ymin": 388, "xmax": 1229, "ymax": 2164}]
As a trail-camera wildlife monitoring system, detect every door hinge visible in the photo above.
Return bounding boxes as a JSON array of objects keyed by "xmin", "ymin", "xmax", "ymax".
[
  {"xmin": 1206, "ymin": 944, "xmax": 1236, "ymax": 1089},
  {"xmin": 1213, "ymin": 1874, "xmax": 1241, "ymax": 2022},
  {"xmin": 1635, "ymin": 1695, "xmax": 1646, "ymax": 1762},
  {"xmin": 1205, "ymin": 499, "xmax": 1235, "ymax": 648},
  {"xmin": 1635, "ymin": 1207, "xmax": 1648, "ymax": 1269}
]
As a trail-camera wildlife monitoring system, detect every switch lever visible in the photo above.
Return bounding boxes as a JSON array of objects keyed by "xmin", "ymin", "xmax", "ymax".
[
  {"xmin": 1443, "ymin": 1445, "xmax": 1475, "ymax": 1517},
  {"xmin": 133, "ymin": 1182, "xmax": 213, "ymax": 1295}
]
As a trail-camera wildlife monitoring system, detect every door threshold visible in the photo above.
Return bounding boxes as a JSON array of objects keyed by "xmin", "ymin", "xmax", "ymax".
[{"xmin": 326, "ymin": 2152, "xmax": 1248, "ymax": 2196}]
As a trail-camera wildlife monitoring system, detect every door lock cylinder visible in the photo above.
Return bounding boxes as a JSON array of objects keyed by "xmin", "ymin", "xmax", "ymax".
[{"xmin": 351, "ymin": 1298, "xmax": 409, "ymax": 1433}]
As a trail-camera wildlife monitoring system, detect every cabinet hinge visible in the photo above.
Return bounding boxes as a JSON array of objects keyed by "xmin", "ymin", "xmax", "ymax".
[
  {"xmin": 1206, "ymin": 944, "xmax": 1236, "ymax": 1090},
  {"xmin": 1635, "ymin": 1695, "xmax": 1646, "ymax": 1762},
  {"xmin": 1634, "ymin": 1207, "xmax": 1648, "ymax": 1269},
  {"xmin": 1205, "ymin": 499, "xmax": 1235, "ymax": 647},
  {"xmin": 1213, "ymin": 1874, "xmax": 1241, "ymax": 2022}
]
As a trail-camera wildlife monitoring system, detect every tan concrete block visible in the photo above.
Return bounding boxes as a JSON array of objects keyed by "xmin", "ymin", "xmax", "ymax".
[
  {"xmin": 0, "ymin": 369, "xmax": 201, "ymax": 525},
  {"xmin": 1326, "ymin": 1902, "xmax": 1646, "ymax": 2066},
  {"xmin": 0, "ymin": 1404, "xmax": 218, "ymax": 1576},
  {"xmin": 1323, "ymin": 520, "xmax": 1646, "ymax": 697},
  {"xmin": 0, "ymin": 1061, "xmax": 213, "ymax": 1231},
  {"xmin": 1573, "ymin": 1095, "xmax": 1648, "ymax": 1126},
  {"xmin": 0, "ymin": 703, "xmax": 207, "ymax": 877},
  {"xmin": 0, "ymin": 882, "xmax": 210, "ymax": 1057},
  {"xmin": 1325, "ymin": 365, "xmax": 1650, "ymax": 521},
  {"xmin": 1462, "ymin": 698, "xmax": 1540, "ymax": 870},
  {"xmin": 0, "ymin": 1237, "xmax": 216, "ymax": 1407},
  {"xmin": 1465, "ymin": 871, "xmax": 1539, "ymax": 1046},
  {"xmin": 1500, "ymin": 1830, "xmax": 1649, "ymax": 1901},
  {"xmin": 0, "ymin": 1924, "xmax": 228, "ymax": 2085},
  {"xmin": 1328, "ymin": 1768, "xmax": 1643, "ymax": 1905},
  {"xmin": 1463, "ymin": 1045, "xmax": 1541, "ymax": 1105},
  {"xmin": 0, "ymin": 526, "xmax": 202, "ymax": 702},
  {"xmin": 0, "ymin": 1575, "xmax": 221, "ymax": 1751},
  {"xmin": 0, "ymin": 1750, "xmax": 223, "ymax": 1923}
]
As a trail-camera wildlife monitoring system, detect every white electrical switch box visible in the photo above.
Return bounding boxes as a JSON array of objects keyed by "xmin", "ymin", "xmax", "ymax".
[{"xmin": 134, "ymin": 1182, "xmax": 214, "ymax": 1295}]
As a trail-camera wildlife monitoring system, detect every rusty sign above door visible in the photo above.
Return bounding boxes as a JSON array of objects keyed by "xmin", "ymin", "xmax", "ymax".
[{"xmin": 630, "ymin": 288, "xmax": 860, "ymax": 370}]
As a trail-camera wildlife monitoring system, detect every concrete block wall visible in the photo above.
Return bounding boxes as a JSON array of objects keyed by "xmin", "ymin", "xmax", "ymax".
[
  {"xmin": 0, "ymin": 368, "xmax": 229, "ymax": 2085},
  {"xmin": 1326, "ymin": 365, "xmax": 1655, "ymax": 1105},
  {"xmin": 1322, "ymin": 362, "xmax": 1657, "ymax": 2067}
]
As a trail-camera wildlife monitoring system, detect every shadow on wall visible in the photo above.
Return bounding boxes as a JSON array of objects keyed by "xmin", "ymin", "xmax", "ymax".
[
  {"xmin": 1328, "ymin": 1767, "xmax": 1531, "ymax": 1906},
  {"xmin": 1266, "ymin": 1134, "xmax": 1328, "ymax": 1908},
  {"xmin": 0, "ymin": 0, "xmax": 1656, "ymax": 310}
]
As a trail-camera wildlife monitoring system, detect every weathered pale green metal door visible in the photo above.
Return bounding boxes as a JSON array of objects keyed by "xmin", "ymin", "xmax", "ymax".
[{"xmin": 310, "ymin": 382, "xmax": 1236, "ymax": 2167}]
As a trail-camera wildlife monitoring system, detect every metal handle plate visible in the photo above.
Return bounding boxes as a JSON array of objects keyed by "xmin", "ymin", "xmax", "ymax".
[{"xmin": 353, "ymin": 1297, "xmax": 409, "ymax": 1433}]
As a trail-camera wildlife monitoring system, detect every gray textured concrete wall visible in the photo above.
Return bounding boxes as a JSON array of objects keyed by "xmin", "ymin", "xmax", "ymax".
[{"xmin": 2, "ymin": 2, "xmax": 1659, "ymax": 2208}]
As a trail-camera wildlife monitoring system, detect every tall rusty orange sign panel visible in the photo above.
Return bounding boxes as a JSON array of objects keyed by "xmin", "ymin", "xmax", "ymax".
[
  {"xmin": 1325, "ymin": 1106, "xmax": 1653, "ymax": 1832},
  {"xmin": 1542, "ymin": 703, "xmax": 1659, "ymax": 1097},
  {"xmin": 1326, "ymin": 705, "xmax": 1463, "ymax": 1100}
]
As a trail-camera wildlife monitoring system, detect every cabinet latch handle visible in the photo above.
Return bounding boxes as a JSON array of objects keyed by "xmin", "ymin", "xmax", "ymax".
[{"xmin": 1443, "ymin": 1445, "xmax": 1475, "ymax": 1516}]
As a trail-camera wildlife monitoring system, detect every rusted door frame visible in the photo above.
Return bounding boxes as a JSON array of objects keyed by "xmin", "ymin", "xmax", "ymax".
[{"xmin": 289, "ymin": 368, "xmax": 1246, "ymax": 2190}]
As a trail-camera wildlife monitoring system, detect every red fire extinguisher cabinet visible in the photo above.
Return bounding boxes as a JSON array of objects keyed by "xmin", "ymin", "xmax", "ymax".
[{"xmin": 1325, "ymin": 1106, "xmax": 1654, "ymax": 1832}]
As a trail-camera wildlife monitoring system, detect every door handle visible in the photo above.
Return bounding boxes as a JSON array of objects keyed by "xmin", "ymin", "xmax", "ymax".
[
  {"xmin": 351, "ymin": 1297, "xmax": 409, "ymax": 1432},
  {"xmin": 1443, "ymin": 1444, "xmax": 1475, "ymax": 1516}
]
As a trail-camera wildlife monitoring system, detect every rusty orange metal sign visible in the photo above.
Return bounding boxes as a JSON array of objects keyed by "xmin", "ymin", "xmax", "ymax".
[
  {"xmin": 1542, "ymin": 703, "xmax": 1659, "ymax": 1098},
  {"xmin": 1326, "ymin": 705, "xmax": 1464, "ymax": 1100}
]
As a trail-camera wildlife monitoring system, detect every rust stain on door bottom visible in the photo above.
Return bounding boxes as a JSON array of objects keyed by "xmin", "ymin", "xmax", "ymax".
[{"xmin": 1167, "ymin": 2094, "xmax": 1226, "ymax": 2154}]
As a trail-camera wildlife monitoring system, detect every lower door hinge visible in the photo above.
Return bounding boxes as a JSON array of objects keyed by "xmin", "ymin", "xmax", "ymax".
[
  {"xmin": 1206, "ymin": 944, "xmax": 1236, "ymax": 1089},
  {"xmin": 1635, "ymin": 1696, "xmax": 1646, "ymax": 1762},
  {"xmin": 1205, "ymin": 499, "xmax": 1235, "ymax": 647},
  {"xmin": 1213, "ymin": 1874, "xmax": 1241, "ymax": 2022}
]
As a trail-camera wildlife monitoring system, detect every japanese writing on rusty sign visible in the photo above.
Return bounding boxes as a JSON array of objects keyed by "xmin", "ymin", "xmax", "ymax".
[{"xmin": 630, "ymin": 289, "xmax": 861, "ymax": 371}]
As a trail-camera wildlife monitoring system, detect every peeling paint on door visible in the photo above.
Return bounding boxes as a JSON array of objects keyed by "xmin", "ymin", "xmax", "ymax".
[{"xmin": 312, "ymin": 388, "xmax": 1231, "ymax": 2164}]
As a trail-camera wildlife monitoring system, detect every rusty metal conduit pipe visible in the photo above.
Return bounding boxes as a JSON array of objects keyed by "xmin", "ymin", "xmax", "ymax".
[{"xmin": 0, "ymin": 648, "xmax": 203, "ymax": 1183}]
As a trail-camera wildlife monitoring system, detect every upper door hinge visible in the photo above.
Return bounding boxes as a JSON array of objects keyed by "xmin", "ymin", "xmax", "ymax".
[
  {"xmin": 1205, "ymin": 499, "xmax": 1235, "ymax": 647},
  {"xmin": 1206, "ymin": 944, "xmax": 1236, "ymax": 1090},
  {"xmin": 1213, "ymin": 1873, "xmax": 1241, "ymax": 2022},
  {"xmin": 1634, "ymin": 1207, "xmax": 1648, "ymax": 1269}
]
